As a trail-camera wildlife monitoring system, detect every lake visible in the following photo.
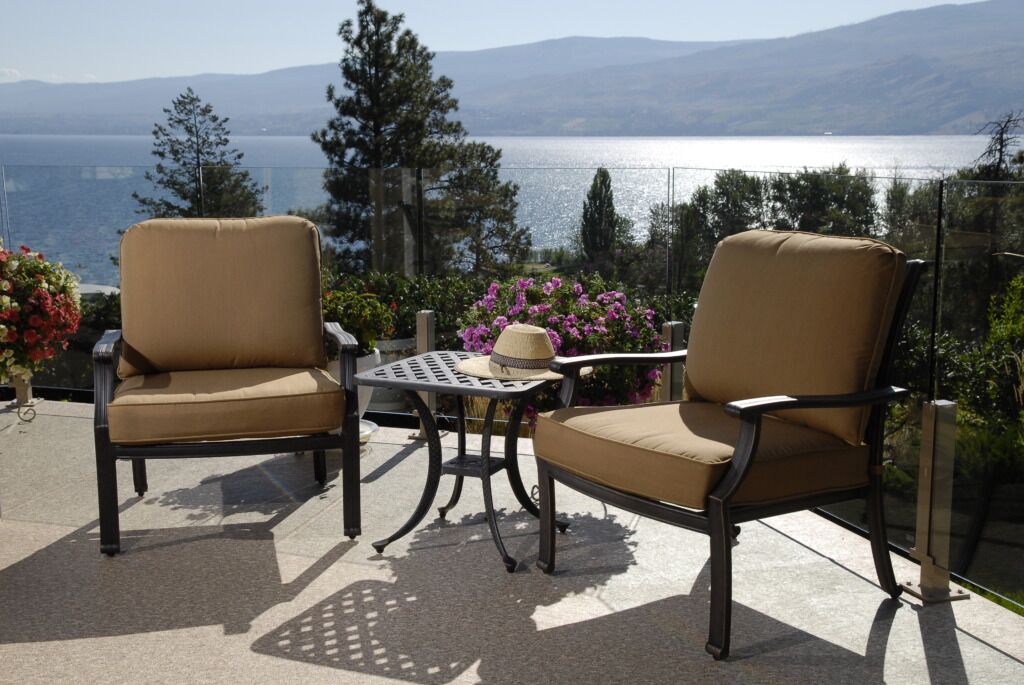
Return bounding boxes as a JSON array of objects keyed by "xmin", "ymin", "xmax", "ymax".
[{"xmin": 0, "ymin": 134, "xmax": 987, "ymax": 284}]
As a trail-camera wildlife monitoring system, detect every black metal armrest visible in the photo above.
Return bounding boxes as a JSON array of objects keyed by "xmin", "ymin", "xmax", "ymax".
[
  {"xmin": 550, "ymin": 349, "xmax": 688, "ymax": 374},
  {"xmin": 323, "ymin": 322, "xmax": 360, "ymax": 402},
  {"xmin": 93, "ymin": 328, "xmax": 122, "ymax": 363},
  {"xmin": 723, "ymin": 385, "xmax": 910, "ymax": 420},
  {"xmin": 708, "ymin": 385, "xmax": 910, "ymax": 504},
  {"xmin": 92, "ymin": 329, "xmax": 122, "ymax": 430},
  {"xmin": 552, "ymin": 349, "xmax": 687, "ymax": 408}
]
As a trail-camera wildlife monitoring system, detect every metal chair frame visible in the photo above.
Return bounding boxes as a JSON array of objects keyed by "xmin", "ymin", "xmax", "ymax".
[
  {"xmin": 92, "ymin": 321, "xmax": 361, "ymax": 556},
  {"xmin": 536, "ymin": 259, "xmax": 926, "ymax": 660}
]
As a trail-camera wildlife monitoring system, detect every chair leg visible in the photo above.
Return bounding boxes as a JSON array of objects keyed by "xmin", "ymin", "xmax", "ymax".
[
  {"xmin": 536, "ymin": 459, "xmax": 557, "ymax": 574},
  {"xmin": 94, "ymin": 431, "xmax": 120, "ymax": 556},
  {"xmin": 313, "ymin": 450, "xmax": 327, "ymax": 486},
  {"xmin": 341, "ymin": 415, "xmax": 361, "ymax": 539},
  {"xmin": 706, "ymin": 497, "xmax": 733, "ymax": 660},
  {"xmin": 867, "ymin": 475, "xmax": 902, "ymax": 598},
  {"xmin": 131, "ymin": 459, "xmax": 148, "ymax": 497}
]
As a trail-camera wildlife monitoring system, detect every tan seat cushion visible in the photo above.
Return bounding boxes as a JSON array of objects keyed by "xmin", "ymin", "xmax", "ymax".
[
  {"xmin": 117, "ymin": 216, "xmax": 326, "ymax": 378},
  {"xmin": 685, "ymin": 230, "xmax": 906, "ymax": 445},
  {"xmin": 534, "ymin": 401, "xmax": 868, "ymax": 509},
  {"xmin": 108, "ymin": 367, "xmax": 343, "ymax": 445}
]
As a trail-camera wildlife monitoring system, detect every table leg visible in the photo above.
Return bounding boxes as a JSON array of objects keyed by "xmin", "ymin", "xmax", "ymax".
[
  {"xmin": 505, "ymin": 398, "xmax": 569, "ymax": 533},
  {"xmin": 438, "ymin": 476, "xmax": 464, "ymax": 519},
  {"xmin": 480, "ymin": 398, "xmax": 517, "ymax": 572},
  {"xmin": 371, "ymin": 391, "xmax": 443, "ymax": 553},
  {"xmin": 439, "ymin": 396, "xmax": 468, "ymax": 519}
]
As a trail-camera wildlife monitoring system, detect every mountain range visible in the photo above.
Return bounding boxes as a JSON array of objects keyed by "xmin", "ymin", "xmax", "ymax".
[{"xmin": 0, "ymin": 0, "xmax": 1021, "ymax": 136}]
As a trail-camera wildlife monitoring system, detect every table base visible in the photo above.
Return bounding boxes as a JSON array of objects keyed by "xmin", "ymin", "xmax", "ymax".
[{"xmin": 371, "ymin": 392, "xmax": 567, "ymax": 572}]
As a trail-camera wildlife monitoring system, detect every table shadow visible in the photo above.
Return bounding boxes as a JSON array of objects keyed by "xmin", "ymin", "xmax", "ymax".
[{"xmin": 252, "ymin": 509, "xmax": 918, "ymax": 683}]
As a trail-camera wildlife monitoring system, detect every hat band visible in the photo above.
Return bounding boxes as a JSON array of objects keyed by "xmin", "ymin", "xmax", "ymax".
[{"xmin": 489, "ymin": 351, "xmax": 554, "ymax": 371}]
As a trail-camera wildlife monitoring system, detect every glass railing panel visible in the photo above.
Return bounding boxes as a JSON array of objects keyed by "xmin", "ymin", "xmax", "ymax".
[
  {"xmin": 934, "ymin": 178, "xmax": 1024, "ymax": 607},
  {"xmin": 1, "ymin": 164, "xmax": 154, "ymax": 286}
]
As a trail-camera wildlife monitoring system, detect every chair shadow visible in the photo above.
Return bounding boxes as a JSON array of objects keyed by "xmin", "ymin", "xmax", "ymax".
[
  {"xmin": 252, "ymin": 509, "xmax": 913, "ymax": 683},
  {"xmin": 0, "ymin": 453, "xmax": 354, "ymax": 643}
]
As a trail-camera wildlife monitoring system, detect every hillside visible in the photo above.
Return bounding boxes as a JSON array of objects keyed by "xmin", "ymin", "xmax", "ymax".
[
  {"xmin": 456, "ymin": 0, "xmax": 1024, "ymax": 135},
  {"xmin": 0, "ymin": 1, "xmax": 1020, "ymax": 136}
]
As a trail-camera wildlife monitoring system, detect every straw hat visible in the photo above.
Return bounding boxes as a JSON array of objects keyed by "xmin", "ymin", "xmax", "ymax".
[{"xmin": 456, "ymin": 323, "xmax": 564, "ymax": 381}]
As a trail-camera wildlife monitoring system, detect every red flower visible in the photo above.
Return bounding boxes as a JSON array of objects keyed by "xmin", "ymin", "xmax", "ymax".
[
  {"xmin": 36, "ymin": 252, "xmax": 45, "ymax": 261},
  {"xmin": 28, "ymin": 314, "xmax": 44, "ymax": 328},
  {"xmin": 23, "ymin": 329, "xmax": 39, "ymax": 344},
  {"xmin": 19, "ymin": 245, "xmax": 31, "ymax": 254},
  {"xmin": 4, "ymin": 329, "xmax": 17, "ymax": 343},
  {"xmin": 28, "ymin": 347, "xmax": 45, "ymax": 362}
]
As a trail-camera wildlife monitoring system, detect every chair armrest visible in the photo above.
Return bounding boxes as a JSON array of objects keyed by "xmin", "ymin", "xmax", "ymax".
[
  {"xmin": 552, "ymin": 349, "xmax": 687, "ymax": 409},
  {"xmin": 723, "ymin": 386, "xmax": 910, "ymax": 420},
  {"xmin": 323, "ymin": 321, "xmax": 358, "ymax": 352},
  {"xmin": 709, "ymin": 385, "xmax": 910, "ymax": 504},
  {"xmin": 549, "ymin": 349, "xmax": 687, "ymax": 374},
  {"xmin": 323, "ymin": 322, "xmax": 359, "ymax": 406},
  {"xmin": 92, "ymin": 329, "xmax": 122, "ymax": 430},
  {"xmin": 93, "ymin": 328, "xmax": 122, "ymax": 363}
]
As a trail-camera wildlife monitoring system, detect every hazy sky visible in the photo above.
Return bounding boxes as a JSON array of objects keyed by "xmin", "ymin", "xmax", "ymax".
[{"xmin": 0, "ymin": 0, "xmax": 981, "ymax": 83}]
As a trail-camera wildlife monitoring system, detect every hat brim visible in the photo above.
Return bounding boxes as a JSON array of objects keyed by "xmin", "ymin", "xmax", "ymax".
[
  {"xmin": 455, "ymin": 356, "xmax": 593, "ymax": 382},
  {"xmin": 455, "ymin": 355, "xmax": 563, "ymax": 381}
]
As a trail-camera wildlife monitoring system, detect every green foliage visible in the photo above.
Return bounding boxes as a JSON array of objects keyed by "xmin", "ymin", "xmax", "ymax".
[
  {"xmin": 882, "ymin": 462, "xmax": 917, "ymax": 499},
  {"xmin": 624, "ymin": 165, "xmax": 878, "ymax": 298},
  {"xmin": 312, "ymin": 0, "xmax": 527, "ymax": 272},
  {"xmin": 321, "ymin": 269, "xmax": 490, "ymax": 350},
  {"xmin": 133, "ymin": 88, "xmax": 264, "ymax": 218},
  {"xmin": 769, "ymin": 164, "xmax": 878, "ymax": 236},
  {"xmin": 321, "ymin": 290, "xmax": 395, "ymax": 356}
]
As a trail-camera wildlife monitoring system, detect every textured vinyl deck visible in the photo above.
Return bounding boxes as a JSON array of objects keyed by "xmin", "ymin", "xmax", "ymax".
[{"xmin": 1, "ymin": 399, "xmax": 1022, "ymax": 684}]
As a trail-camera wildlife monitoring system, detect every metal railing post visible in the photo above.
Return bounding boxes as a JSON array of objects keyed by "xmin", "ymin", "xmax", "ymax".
[
  {"xmin": 659, "ymin": 320, "xmax": 686, "ymax": 402},
  {"xmin": 413, "ymin": 310, "xmax": 437, "ymax": 439},
  {"xmin": 902, "ymin": 400, "xmax": 969, "ymax": 602}
]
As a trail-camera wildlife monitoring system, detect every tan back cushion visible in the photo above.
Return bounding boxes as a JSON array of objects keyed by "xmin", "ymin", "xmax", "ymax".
[
  {"xmin": 117, "ymin": 216, "xmax": 326, "ymax": 378},
  {"xmin": 685, "ymin": 230, "xmax": 906, "ymax": 444}
]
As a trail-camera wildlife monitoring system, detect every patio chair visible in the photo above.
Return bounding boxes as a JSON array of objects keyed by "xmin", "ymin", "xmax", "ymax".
[
  {"xmin": 533, "ymin": 230, "xmax": 925, "ymax": 660},
  {"xmin": 92, "ymin": 216, "xmax": 361, "ymax": 555}
]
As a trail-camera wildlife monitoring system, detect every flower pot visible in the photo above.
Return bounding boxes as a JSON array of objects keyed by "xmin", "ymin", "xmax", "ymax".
[
  {"xmin": 329, "ymin": 348, "xmax": 381, "ymax": 418},
  {"xmin": 367, "ymin": 337, "xmax": 416, "ymax": 412}
]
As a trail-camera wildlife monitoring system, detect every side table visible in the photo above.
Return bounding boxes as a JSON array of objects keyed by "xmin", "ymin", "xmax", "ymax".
[{"xmin": 355, "ymin": 350, "xmax": 567, "ymax": 572}]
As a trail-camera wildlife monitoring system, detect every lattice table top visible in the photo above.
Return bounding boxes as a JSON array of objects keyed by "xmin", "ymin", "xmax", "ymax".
[{"xmin": 354, "ymin": 350, "xmax": 552, "ymax": 399}]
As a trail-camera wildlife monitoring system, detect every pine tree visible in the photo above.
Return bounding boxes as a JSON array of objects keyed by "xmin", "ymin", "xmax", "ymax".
[
  {"xmin": 426, "ymin": 142, "xmax": 531, "ymax": 275},
  {"xmin": 580, "ymin": 167, "xmax": 631, "ymax": 265},
  {"xmin": 133, "ymin": 88, "xmax": 264, "ymax": 218},
  {"xmin": 313, "ymin": 0, "xmax": 526, "ymax": 272}
]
